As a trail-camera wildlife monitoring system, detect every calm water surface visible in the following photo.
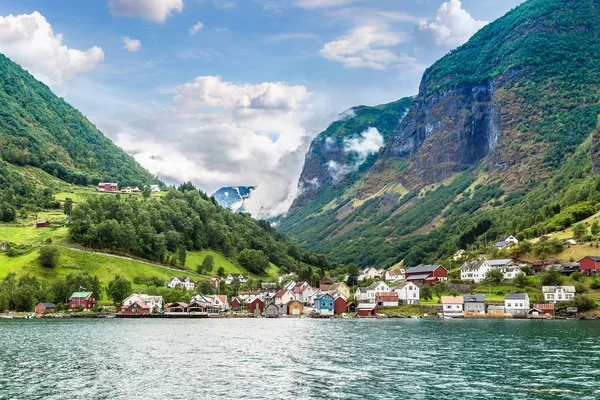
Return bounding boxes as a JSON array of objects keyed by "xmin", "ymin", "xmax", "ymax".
[{"xmin": 1, "ymin": 318, "xmax": 600, "ymax": 399}]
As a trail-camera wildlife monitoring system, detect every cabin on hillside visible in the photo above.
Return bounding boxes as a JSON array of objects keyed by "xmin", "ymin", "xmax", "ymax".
[
  {"xmin": 532, "ymin": 259, "xmax": 558, "ymax": 274},
  {"xmin": 97, "ymin": 183, "xmax": 118, "ymax": 192},
  {"xmin": 319, "ymin": 277, "xmax": 336, "ymax": 291},
  {"xmin": 405, "ymin": 265, "xmax": 448, "ymax": 284},
  {"xmin": 494, "ymin": 235, "xmax": 519, "ymax": 249},
  {"xmin": 35, "ymin": 220, "xmax": 51, "ymax": 228},
  {"xmin": 68, "ymin": 292, "xmax": 97, "ymax": 310},
  {"xmin": 167, "ymin": 276, "xmax": 195, "ymax": 291},
  {"xmin": 579, "ymin": 256, "xmax": 600, "ymax": 275}
]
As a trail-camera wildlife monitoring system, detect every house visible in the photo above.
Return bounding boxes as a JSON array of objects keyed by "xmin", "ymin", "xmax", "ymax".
[
  {"xmin": 247, "ymin": 298, "xmax": 264, "ymax": 315},
  {"xmin": 119, "ymin": 301, "xmax": 150, "ymax": 315},
  {"xmin": 385, "ymin": 269, "xmax": 405, "ymax": 282},
  {"xmin": 376, "ymin": 292, "xmax": 399, "ymax": 307},
  {"xmin": 265, "ymin": 303, "xmax": 281, "ymax": 318},
  {"xmin": 529, "ymin": 303, "xmax": 555, "ymax": 317},
  {"xmin": 35, "ymin": 303, "xmax": 56, "ymax": 314},
  {"xmin": 35, "ymin": 220, "xmax": 51, "ymax": 228},
  {"xmin": 504, "ymin": 293, "xmax": 530, "ymax": 316},
  {"xmin": 558, "ymin": 262, "xmax": 580, "ymax": 275},
  {"xmin": 225, "ymin": 274, "xmax": 248, "ymax": 285},
  {"xmin": 532, "ymin": 259, "xmax": 558, "ymax": 274},
  {"xmin": 441, "ymin": 296, "xmax": 464, "ymax": 318},
  {"xmin": 564, "ymin": 238, "xmax": 577, "ymax": 245},
  {"xmin": 211, "ymin": 295, "xmax": 229, "ymax": 312},
  {"xmin": 165, "ymin": 302, "xmax": 188, "ymax": 313},
  {"xmin": 356, "ymin": 303, "xmax": 378, "ymax": 317},
  {"xmin": 358, "ymin": 267, "xmax": 383, "ymax": 282},
  {"xmin": 405, "ymin": 265, "xmax": 448, "ymax": 284},
  {"xmin": 273, "ymin": 289, "xmax": 295, "ymax": 313},
  {"xmin": 187, "ymin": 301, "xmax": 208, "ymax": 313},
  {"xmin": 97, "ymin": 183, "xmax": 118, "ymax": 192},
  {"xmin": 542, "ymin": 286, "xmax": 575, "ymax": 303},
  {"xmin": 328, "ymin": 282, "xmax": 350, "ymax": 299},
  {"xmin": 287, "ymin": 300, "xmax": 304, "ymax": 316},
  {"xmin": 190, "ymin": 293, "xmax": 214, "ymax": 307},
  {"xmin": 488, "ymin": 305, "xmax": 505, "ymax": 317},
  {"xmin": 579, "ymin": 256, "xmax": 600, "ymax": 275},
  {"xmin": 360, "ymin": 281, "xmax": 391, "ymax": 303},
  {"xmin": 68, "ymin": 292, "xmax": 97, "ymax": 310},
  {"xmin": 487, "ymin": 259, "xmax": 520, "ymax": 280},
  {"xmin": 231, "ymin": 297, "xmax": 242, "ymax": 312},
  {"xmin": 122, "ymin": 294, "xmax": 164, "ymax": 312},
  {"xmin": 460, "ymin": 260, "xmax": 491, "ymax": 283},
  {"xmin": 452, "ymin": 249, "xmax": 466, "ymax": 261},
  {"xmin": 346, "ymin": 301, "xmax": 357, "ymax": 313},
  {"xmin": 392, "ymin": 282, "xmax": 420, "ymax": 305},
  {"xmin": 334, "ymin": 296, "xmax": 349, "ymax": 315},
  {"xmin": 149, "ymin": 184, "xmax": 160, "ymax": 192},
  {"xmin": 314, "ymin": 293, "xmax": 335, "ymax": 316},
  {"xmin": 260, "ymin": 282, "xmax": 276, "ymax": 290},
  {"xmin": 355, "ymin": 287, "xmax": 369, "ymax": 303},
  {"xmin": 167, "ymin": 276, "xmax": 195, "ymax": 291},
  {"xmin": 463, "ymin": 294, "xmax": 486, "ymax": 314},
  {"xmin": 319, "ymin": 277, "xmax": 337, "ymax": 291},
  {"xmin": 293, "ymin": 282, "xmax": 315, "ymax": 304},
  {"xmin": 283, "ymin": 280, "xmax": 296, "ymax": 291},
  {"xmin": 494, "ymin": 235, "xmax": 519, "ymax": 248}
]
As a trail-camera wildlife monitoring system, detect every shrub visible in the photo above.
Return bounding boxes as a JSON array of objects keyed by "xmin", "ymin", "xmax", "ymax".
[
  {"xmin": 571, "ymin": 271, "xmax": 583, "ymax": 281},
  {"xmin": 39, "ymin": 245, "xmax": 60, "ymax": 268}
]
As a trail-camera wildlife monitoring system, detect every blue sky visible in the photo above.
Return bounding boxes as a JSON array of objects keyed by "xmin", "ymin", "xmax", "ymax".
[{"xmin": 0, "ymin": 0, "xmax": 523, "ymax": 217}]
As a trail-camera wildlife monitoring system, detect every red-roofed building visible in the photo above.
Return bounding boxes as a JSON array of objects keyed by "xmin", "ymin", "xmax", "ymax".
[
  {"xmin": 319, "ymin": 277, "xmax": 336, "ymax": 291},
  {"xmin": 529, "ymin": 303, "xmax": 555, "ymax": 317},
  {"xmin": 376, "ymin": 292, "xmax": 399, "ymax": 307},
  {"xmin": 119, "ymin": 301, "xmax": 150, "ymax": 315},
  {"xmin": 247, "ymin": 298, "xmax": 264, "ymax": 315},
  {"xmin": 405, "ymin": 265, "xmax": 448, "ymax": 284},
  {"xmin": 579, "ymin": 256, "xmax": 600, "ymax": 275},
  {"xmin": 231, "ymin": 297, "xmax": 242, "ymax": 312},
  {"xmin": 334, "ymin": 296, "xmax": 347, "ymax": 315}
]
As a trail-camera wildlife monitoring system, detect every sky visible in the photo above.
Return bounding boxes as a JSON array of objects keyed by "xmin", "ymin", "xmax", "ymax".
[{"xmin": 0, "ymin": 0, "xmax": 523, "ymax": 218}]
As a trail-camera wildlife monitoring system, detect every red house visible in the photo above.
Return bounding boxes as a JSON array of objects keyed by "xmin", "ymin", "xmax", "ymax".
[
  {"xmin": 530, "ymin": 303, "xmax": 555, "ymax": 317},
  {"xmin": 97, "ymin": 183, "xmax": 118, "ymax": 192},
  {"xmin": 119, "ymin": 301, "xmax": 149, "ymax": 315},
  {"xmin": 357, "ymin": 303, "xmax": 379, "ymax": 317},
  {"xmin": 231, "ymin": 297, "xmax": 242, "ymax": 312},
  {"xmin": 68, "ymin": 292, "xmax": 97, "ymax": 310},
  {"xmin": 319, "ymin": 277, "xmax": 336, "ymax": 291},
  {"xmin": 405, "ymin": 265, "xmax": 448, "ymax": 284},
  {"xmin": 247, "ymin": 298, "xmax": 264, "ymax": 315},
  {"xmin": 334, "ymin": 296, "xmax": 347, "ymax": 315},
  {"xmin": 35, "ymin": 303, "xmax": 56, "ymax": 314},
  {"xmin": 579, "ymin": 256, "xmax": 600, "ymax": 275},
  {"xmin": 36, "ymin": 220, "xmax": 51, "ymax": 228},
  {"xmin": 532, "ymin": 259, "xmax": 558, "ymax": 274}
]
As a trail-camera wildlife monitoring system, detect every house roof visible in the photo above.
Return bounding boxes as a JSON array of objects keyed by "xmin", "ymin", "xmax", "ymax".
[
  {"xmin": 249, "ymin": 297, "xmax": 263, "ymax": 304},
  {"xmin": 505, "ymin": 293, "xmax": 528, "ymax": 300},
  {"xmin": 167, "ymin": 302, "xmax": 188, "ymax": 308},
  {"xmin": 542, "ymin": 286, "xmax": 576, "ymax": 293},
  {"xmin": 463, "ymin": 294, "xmax": 485, "ymax": 303},
  {"xmin": 376, "ymin": 292, "xmax": 398, "ymax": 302},
  {"xmin": 357, "ymin": 303, "xmax": 377, "ymax": 310},
  {"xmin": 274, "ymin": 289, "xmax": 291, "ymax": 298},
  {"xmin": 38, "ymin": 303, "xmax": 56, "ymax": 308},
  {"xmin": 367, "ymin": 281, "xmax": 385, "ymax": 290},
  {"xmin": 69, "ymin": 292, "xmax": 94, "ymax": 301},
  {"xmin": 130, "ymin": 301, "xmax": 150, "ymax": 309},
  {"xmin": 392, "ymin": 282, "xmax": 415, "ymax": 290},
  {"xmin": 386, "ymin": 270, "xmax": 405, "ymax": 276},
  {"xmin": 532, "ymin": 303, "xmax": 555, "ymax": 310},
  {"xmin": 315, "ymin": 293, "xmax": 334, "ymax": 300},
  {"xmin": 441, "ymin": 296, "xmax": 463, "ymax": 304},
  {"xmin": 406, "ymin": 265, "xmax": 443, "ymax": 274},
  {"xmin": 461, "ymin": 260, "xmax": 485, "ymax": 270},
  {"xmin": 356, "ymin": 287, "xmax": 367, "ymax": 293},
  {"xmin": 286, "ymin": 299, "xmax": 302, "ymax": 307},
  {"xmin": 488, "ymin": 259, "xmax": 513, "ymax": 266},
  {"xmin": 580, "ymin": 256, "xmax": 600, "ymax": 261},
  {"xmin": 232, "ymin": 297, "xmax": 241, "ymax": 303},
  {"xmin": 406, "ymin": 274, "xmax": 430, "ymax": 281},
  {"xmin": 215, "ymin": 295, "xmax": 227, "ymax": 304}
]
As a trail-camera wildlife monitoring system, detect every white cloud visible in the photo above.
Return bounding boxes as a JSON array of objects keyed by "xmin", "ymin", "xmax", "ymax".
[
  {"xmin": 343, "ymin": 127, "xmax": 384, "ymax": 168},
  {"xmin": 122, "ymin": 36, "xmax": 142, "ymax": 52},
  {"xmin": 416, "ymin": 0, "xmax": 487, "ymax": 52},
  {"xmin": 269, "ymin": 32, "xmax": 317, "ymax": 42},
  {"xmin": 295, "ymin": 0, "xmax": 361, "ymax": 9},
  {"xmin": 108, "ymin": 0, "xmax": 183, "ymax": 22},
  {"xmin": 0, "ymin": 11, "xmax": 104, "ymax": 86},
  {"xmin": 189, "ymin": 21, "xmax": 204, "ymax": 35},
  {"xmin": 105, "ymin": 76, "xmax": 332, "ymax": 219},
  {"xmin": 320, "ymin": 24, "xmax": 419, "ymax": 70}
]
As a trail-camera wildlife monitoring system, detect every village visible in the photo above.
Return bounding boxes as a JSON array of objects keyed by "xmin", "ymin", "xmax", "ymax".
[{"xmin": 27, "ymin": 247, "xmax": 600, "ymax": 319}]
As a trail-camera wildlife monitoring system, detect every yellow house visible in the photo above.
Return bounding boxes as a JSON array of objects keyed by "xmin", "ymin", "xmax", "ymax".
[
  {"xmin": 287, "ymin": 300, "xmax": 304, "ymax": 316},
  {"xmin": 330, "ymin": 282, "xmax": 350, "ymax": 299}
]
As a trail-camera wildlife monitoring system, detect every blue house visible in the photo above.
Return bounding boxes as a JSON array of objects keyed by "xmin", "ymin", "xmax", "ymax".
[{"xmin": 314, "ymin": 293, "xmax": 334, "ymax": 316}]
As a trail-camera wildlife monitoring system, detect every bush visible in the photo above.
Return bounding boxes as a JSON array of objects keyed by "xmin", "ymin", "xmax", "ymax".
[
  {"xmin": 591, "ymin": 280, "xmax": 600, "ymax": 290},
  {"xmin": 574, "ymin": 282, "xmax": 588, "ymax": 294},
  {"xmin": 39, "ymin": 245, "xmax": 60, "ymax": 268},
  {"xmin": 571, "ymin": 271, "xmax": 583, "ymax": 281}
]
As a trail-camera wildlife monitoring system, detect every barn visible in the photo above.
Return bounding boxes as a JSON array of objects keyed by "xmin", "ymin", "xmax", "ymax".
[
  {"xmin": 357, "ymin": 303, "xmax": 379, "ymax": 317},
  {"xmin": 579, "ymin": 256, "xmax": 600, "ymax": 275},
  {"xmin": 247, "ymin": 298, "xmax": 264, "ymax": 315}
]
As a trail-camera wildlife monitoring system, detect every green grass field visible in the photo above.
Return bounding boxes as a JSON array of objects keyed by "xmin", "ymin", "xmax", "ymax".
[{"xmin": 186, "ymin": 249, "xmax": 279, "ymax": 280}]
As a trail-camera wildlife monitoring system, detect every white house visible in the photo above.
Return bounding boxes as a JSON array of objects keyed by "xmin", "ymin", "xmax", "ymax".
[
  {"xmin": 149, "ymin": 185, "xmax": 161, "ymax": 192},
  {"xmin": 355, "ymin": 287, "xmax": 369, "ymax": 303},
  {"xmin": 441, "ymin": 296, "xmax": 464, "ymax": 317},
  {"xmin": 167, "ymin": 276, "xmax": 195, "ymax": 291},
  {"xmin": 273, "ymin": 289, "xmax": 295, "ymax": 306},
  {"xmin": 355, "ymin": 281, "xmax": 390, "ymax": 303},
  {"xmin": 122, "ymin": 294, "xmax": 164, "ymax": 312},
  {"xmin": 358, "ymin": 267, "xmax": 383, "ymax": 282},
  {"xmin": 542, "ymin": 286, "xmax": 576, "ymax": 303},
  {"xmin": 392, "ymin": 282, "xmax": 420, "ymax": 305},
  {"xmin": 210, "ymin": 295, "xmax": 229, "ymax": 312},
  {"xmin": 225, "ymin": 274, "xmax": 248, "ymax": 285},
  {"xmin": 293, "ymin": 283, "xmax": 314, "ymax": 305},
  {"xmin": 283, "ymin": 280, "xmax": 297, "ymax": 291},
  {"xmin": 487, "ymin": 259, "xmax": 521, "ymax": 280},
  {"xmin": 460, "ymin": 260, "xmax": 492, "ymax": 283},
  {"xmin": 504, "ymin": 293, "xmax": 530, "ymax": 316},
  {"xmin": 494, "ymin": 235, "xmax": 519, "ymax": 249},
  {"xmin": 385, "ymin": 269, "xmax": 406, "ymax": 282}
]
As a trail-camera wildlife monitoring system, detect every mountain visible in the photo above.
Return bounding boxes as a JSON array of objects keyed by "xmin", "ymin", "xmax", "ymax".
[
  {"xmin": 212, "ymin": 186, "xmax": 256, "ymax": 213},
  {"xmin": 280, "ymin": 0, "xmax": 600, "ymax": 268},
  {"xmin": 0, "ymin": 53, "xmax": 157, "ymax": 194}
]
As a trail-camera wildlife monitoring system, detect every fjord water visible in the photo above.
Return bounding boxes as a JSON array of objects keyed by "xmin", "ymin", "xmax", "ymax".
[{"xmin": 1, "ymin": 319, "xmax": 599, "ymax": 399}]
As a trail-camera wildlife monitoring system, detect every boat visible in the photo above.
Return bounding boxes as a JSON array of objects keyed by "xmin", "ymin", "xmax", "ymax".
[
  {"xmin": 410, "ymin": 316, "xmax": 420, "ymax": 319},
  {"xmin": 25, "ymin": 314, "xmax": 35, "ymax": 319}
]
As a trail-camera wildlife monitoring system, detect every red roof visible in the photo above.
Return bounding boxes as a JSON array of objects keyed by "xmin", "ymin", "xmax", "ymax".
[
  {"xmin": 216, "ymin": 295, "xmax": 227, "ymax": 304},
  {"xmin": 533, "ymin": 303, "xmax": 554, "ymax": 310},
  {"xmin": 376, "ymin": 292, "xmax": 399, "ymax": 302},
  {"xmin": 274, "ymin": 289, "xmax": 289, "ymax": 298}
]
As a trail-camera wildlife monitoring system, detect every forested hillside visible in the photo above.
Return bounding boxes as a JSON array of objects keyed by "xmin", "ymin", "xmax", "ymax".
[
  {"xmin": 0, "ymin": 53, "xmax": 158, "ymax": 221},
  {"xmin": 280, "ymin": 0, "xmax": 600, "ymax": 268}
]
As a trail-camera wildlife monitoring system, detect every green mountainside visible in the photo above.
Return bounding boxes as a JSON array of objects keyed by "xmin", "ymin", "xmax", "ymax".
[{"xmin": 280, "ymin": 0, "xmax": 600, "ymax": 268}]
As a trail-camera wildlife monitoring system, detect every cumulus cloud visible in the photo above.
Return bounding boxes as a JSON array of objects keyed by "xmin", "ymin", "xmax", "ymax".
[
  {"xmin": 123, "ymin": 36, "xmax": 142, "ymax": 52},
  {"xmin": 343, "ymin": 127, "xmax": 384, "ymax": 168},
  {"xmin": 189, "ymin": 21, "xmax": 204, "ymax": 35},
  {"xmin": 320, "ymin": 24, "xmax": 420, "ymax": 70},
  {"xmin": 108, "ymin": 0, "xmax": 183, "ymax": 22},
  {"xmin": 105, "ymin": 76, "xmax": 331, "ymax": 219},
  {"xmin": 0, "ymin": 11, "xmax": 104, "ymax": 86},
  {"xmin": 416, "ymin": 0, "xmax": 487, "ymax": 52}
]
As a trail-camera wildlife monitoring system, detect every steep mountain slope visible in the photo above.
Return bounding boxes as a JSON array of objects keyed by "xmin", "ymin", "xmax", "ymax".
[
  {"xmin": 212, "ymin": 186, "xmax": 255, "ymax": 212},
  {"xmin": 280, "ymin": 0, "xmax": 600, "ymax": 268},
  {"xmin": 0, "ymin": 53, "xmax": 157, "ymax": 189}
]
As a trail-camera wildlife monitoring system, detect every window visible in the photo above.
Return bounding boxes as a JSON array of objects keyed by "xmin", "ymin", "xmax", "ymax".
[{"xmin": 507, "ymin": 303, "xmax": 511, "ymax": 307}]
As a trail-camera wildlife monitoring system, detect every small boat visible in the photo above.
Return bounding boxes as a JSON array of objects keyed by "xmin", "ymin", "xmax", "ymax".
[
  {"xmin": 443, "ymin": 316, "xmax": 454, "ymax": 320},
  {"xmin": 341, "ymin": 313, "xmax": 352, "ymax": 319},
  {"xmin": 410, "ymin": 316, "xmax": 420, "ymax": 319},
  {"xmin": 25, "ymin": 314, "xmax": 35, "ymax": 319}
]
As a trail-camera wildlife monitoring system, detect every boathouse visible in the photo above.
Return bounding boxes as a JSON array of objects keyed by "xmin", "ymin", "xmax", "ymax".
[
  {"xmin": 357, "ymin": 303, "xmax": 378, "ymax": 317},
  {"xmin": 247, "ymin": 298, "xmax": 264, "ymax": 315},
  {"xmin": 35, "ymin": 303, "xmax": 56, "ymax": 314}
]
